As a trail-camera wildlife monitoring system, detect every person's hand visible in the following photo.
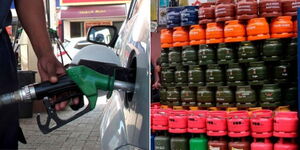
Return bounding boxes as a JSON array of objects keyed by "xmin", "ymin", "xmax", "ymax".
[
  {"xmin": 37, "ymin": 54, "xmax": 79, "ymax": 110},
  {"xmin": 152, "ymin": 81, "xmax": 161, "ymax": 90}
]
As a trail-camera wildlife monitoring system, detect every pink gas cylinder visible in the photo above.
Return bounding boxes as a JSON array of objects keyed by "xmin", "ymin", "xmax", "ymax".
[
  {"xmin": 274, "ymin": 138, "xmax": 298, "ymax": 150},
  {"xmin": 251, "ymin": 138, "xmax": 273, "ymax": 150},
  {"xmin": 251, "ymin": 110, "xmax": 273, "ymax": 138},
  {"xmin": 206, "ymin": 111, "xmax": 227, "ymax": 136},
  {"xmin": 227, "ymin": 111, "xmax": 250, "ymax": 137},
  {"xmin": 168, "ymin": 110, "xmax": 188, "ymax": 133},
  {"xmin": 152, "ymin": 109, "xmax": 169, "ymax": 130},
  {"xmin": 151, "ymin": 102, "xmax": 161, "ymax": 109},
  {"xmin": 273, "ymin": 111, "xmax": 298, "ymax": 138},
  {"xmin": 187, "ymin": 110, "xmax": 208, "ymax": 133}
]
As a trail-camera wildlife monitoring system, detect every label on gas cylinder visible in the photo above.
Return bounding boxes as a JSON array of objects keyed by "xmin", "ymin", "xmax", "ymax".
[
  {"xmin": 232, "ymin": 148, "xmax": 243, "ymax": 150},
  {"xmin": 209, "ymin": 146, "xmax": 220, "ymax": 150}
]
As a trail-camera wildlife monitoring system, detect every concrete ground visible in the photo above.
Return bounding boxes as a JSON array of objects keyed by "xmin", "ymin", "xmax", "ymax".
[{"xmin": 18, "ymin": 98, "xmax": 106, "ymax": 150}]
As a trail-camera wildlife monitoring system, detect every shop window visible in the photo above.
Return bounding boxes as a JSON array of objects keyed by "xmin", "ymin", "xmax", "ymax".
[{"xmin": 70, "ymin": 22, "xmax": 84, "ymax": 38}]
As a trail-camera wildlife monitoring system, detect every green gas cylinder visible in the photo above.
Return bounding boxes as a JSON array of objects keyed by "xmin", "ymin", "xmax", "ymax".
[
  {"xmin": 238, "ymin": 41, "xmax": 258, "ymax": 63},
  {"xmin": 188, "ymin": 65, "xmax": 204, "ymax": 87},
  {"xmin": 286, "ymin": 37, "xmax": 297, "ymax": 60},
  {"xmin": 161, "ymin": 68, "xmax": 175, "ymax": 87},
  {"xmin": 171, "ymin": 136, "xmax": 189, "ymax": 150},
  {"xmin": 155, "ymin": 135, "xmax": 170, "ymax": 150},
  {"xmin": 284, "ymin": 85, "xmax": 298, "ymax": 110},
  {"xmin": 167, "ymin": 87, "xmax": 181, "ymax": 106},
  {"xmin": 189, "ymin": 134, "xmax": 208, "ymax": 150},
  {"xmin": 247, "ymin": 62, "xmax": 267, "ymax": 85},
  {"xmin": 169, "ymin": 47, "xmax": 182, "ymax": 67},
  {"xmin": 262, "ymin": 38, "xmax": 282, "ymax": 61},
  {"xmin": 197, "ymin": 86, "xmax": 215, "ymax": 108},
  {"xmin": 198, "ymin": 44, "xmax": 215, "ymax": 65},
  {"xmin": 216, "ymin": 86, "xmax": 234, "ymax": 107},
  {"xmin": 182, "ymin": 46, "xmax": 198, "ymax": 66},
  {"xmin": 260, "ymin": 84, "xmax": 281, "ymax": 108},
  {"xmin": 160, "ymin": 88, "xmax": 168, "ymax": 105},
  {"xmin": 217, "ymin": 43, "xmax": 234, "ymax": 64},
  {"xmin": 181, "ymin": 87, "xmax": 196, "ymax": 107},
  {"xmin": 175, "ymin": 65, "xmax": 188, "ymax": 87},
  {"xmin": 206, "ymin": 64, "xmax": 223, "ymax": 87},
  {"xmin": 236, "ymin": 85, "xmax": 257, "ymax": 108},
  {"xmin": 161, "ymin": 49, "xmax": 169, "ymax": 67},
  {"xmin": 274, "ymin": 61, "xmax": 290, "ymax": 83},
  {"xmin": 226, "ymin": 63, "xmax": 245, "ymax": 86}
]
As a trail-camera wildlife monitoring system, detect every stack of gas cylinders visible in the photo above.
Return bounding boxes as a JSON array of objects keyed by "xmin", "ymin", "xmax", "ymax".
[{"xmin": 151, "ymin": 103, "xmax": 299, "ymax": 150}]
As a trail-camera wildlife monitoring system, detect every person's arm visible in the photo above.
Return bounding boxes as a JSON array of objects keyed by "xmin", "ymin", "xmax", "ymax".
[{"xmin": 14, "ymin": 0, "xmax": 78, "ymax": 110}]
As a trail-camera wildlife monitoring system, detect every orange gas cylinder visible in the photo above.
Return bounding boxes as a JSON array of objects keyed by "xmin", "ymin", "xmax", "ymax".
[
  {"xmin": 189, "ymin": 25, "xmax": 206, "ymax": 45},
  {"xmin": 206, "ymin": 23, "xmax": 224, "ymax": 44},
  {"xmin": 161, "ymin": 29, "xmax": 173, "ymax": 48},
  {"xmin": 246, "ymin": 17, "xmax": 270, "ymax": 41},
  {"xmin": 271, "ymin": 16, "xmax": 294, "ymax": 38},
  {"xmin": 224, "ymin": 20, "xmax": 246, "ymax": 43},
  {"xmin": 173, "ymin": 27, "xmax": 189, "ymax": 47},
  {"xmin": 294, "ymin": 20, "xmax": 297, "ymax": 37}
]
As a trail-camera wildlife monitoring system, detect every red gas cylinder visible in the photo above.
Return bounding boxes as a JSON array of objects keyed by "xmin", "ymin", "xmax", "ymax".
[
  {"xmin": 251, "ymin": 138, "xmax": 273, "ymax": 150},
  {"xmin": 152, "ymin": 109, "xmax": 169, "ymax": 130},
  {"xmin": 273, "ymin": 111, "xmax": 298, "ymax": 138},
  {"xmin": 160, "ymin": 29, "xmax": 173, "ymax": 48},
  {"xmin": 274, "ymin": 138, "xmax": 298, "ymax": 150},
  {"xmin": 187, "ymin": 110, "xmax": 208, "ymax": 133},
  {"xmin": 206, "ymin": 111, "xmax": 227, "ymax": 136},
  {"xmin": 251, "ymin": 110, "xmax": 273, "ymax": 138},
  {"xmin": 227, "ymin": 111, "xmax": 250, "ymax": 137},
  {"xmin": 168, "ymin": 110, "xmax": 188, "ymax": 133},
  {"xmin": 151, "ymin": 102, "xmax": 161, "ymax": 109}
]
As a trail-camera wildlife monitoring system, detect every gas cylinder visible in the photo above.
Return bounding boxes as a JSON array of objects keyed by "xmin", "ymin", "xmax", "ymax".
[
  {"xmin": 224, "ymin": 20, "xmax": 246, "ymax": 43},
  {"xmin": 247, "ymin": 61, "xmax": 267, "ymax": 85},
  {"xmin": 170, "ymin": 136, "xmax": 189, "ymax": 150},
  {"xmin": 282, "ymin": 0, "xmax": 300, "ymax": 16},
  {"xmin": 206, "ymin": 22, "xmax": 224, "ymax": 44},
  {"xmin": 294, "ymin": 20, "xmax": 297, "ymax": 37},
  {"xmin": 216, "ymin": 86, "xmax": 234, "ymax": 107},
  {"xmin": 160, "ymin": 88, "xmax": 168, "ymax": 105},
  {"xmin": 284, "ymin": 85, "xmax": 298, "ymax": 108},
  {"xmin": 161, "ymin": 68, "xmax": 175, "ymax": 87},
  {"xmin": 238, "ymin": 41, "xmax": 259, "ymax": 63},
  {"xmin": 226, "ymin": 63, "xmax": 245, "ymax": 86},
  {"xmin": 215, "ymin": 0, "xmax": 235, "ymax": 22},
  {"xmin": 169, "ymin": 47, "xmax": 182, "ymax": 67},
  {"xmin": 197, "ymin": 86, "xmax": 215, "ymax": 108},
  {"xmin": 175, "ymin": 66, "xmax": 188, "ymax": 87},
  {"xmin": 236, "ymin": 86, "xmax": 257, "ymax": 108},
  {"xmin": 259, "ymin": 0, "xmax": 282, "ymax": 17},
  {"xmin": 189, "ymin": 134, "xmax": 208, "ymax": 150},
  {"xmin": 274, "ymin": 61, "xmax": 290, "ymax": 83},
  {"xmin": 270, "ymin": 16, "xmax": 294, "ymax": 38},
  {"xmin": 181, "ymin": 87, "xmax": 196, "ymax": 107},
  {"xmin": 217, "ymin": 43, "xmax": 234, "ymax": 64},
  {"xmin": 152, "ymin": 109, "xmax": 169, "ymax": 130},
  {"xmin": 228, "ymin": 138, "xmax": 250, "ymax": 150},
  {"xmin": 182, "ymin": 46, "xmax": 197, "ymax": 66},
  {"xmin": 188, "ymin": 65, "xmax": 204, "ymax": 87},
  {"xmin": 251, "ymin": 110, "xmax": 273, "ymax": 138},
  {"xmin": 286, "ymin": 37, "xmax": 297, "ymax": 60},
  {"xmin": 173, "ymin": 27, "xmax": 189, "ymax": 47},
  {"xmin": 188, "ymin": 110, "xmax": 208, "ymax": 133},
  {"xmin": 262, "ymin": 38, "xmax": 283, "ymax": 61},
  {"xmin": 236, "ymin": 0, "xmax": 258, "ymax": 20},
  {"xmin": 206, "ymin": 64, "xmax": 223, "ymax": 87},
  {"xmin": 167, "ymin": 87, "xmax": 181, "ymax": 106},
  {"xmin": 189, "ymin": 25, "xmax": 205, "ymax": 45},
  {"xmin": 208, "ymin": 137, "xmax": 228, "ymax": 150},
  {"xmin": 168, "ymin": 110, "xmax": 188, "ymax": 133},
  {"xmin": 274, "ymin": 138, "xmax": 298, "ymax": 150},
  {"xmin": 155, "ymin": 135, "xmax": 170, "ymax": 150},
  {"xmin": 247, "ymin": 18, "xmax": 270, "ymax": 41},
  {"xmin": 181, "ymin": 6, "xmax": 199, "ymax": 26},
  {"xmin": 260, "ymin": 84, "xmax": 281, "ymax": 108},
  {"xmin": 161, "ymin": 29, "xmax": 173, "ymax": 48},
  {"xmin": 199, "ymin": 2, "xmax": 215, "ymax": 24},
  {"xmin": 273, "ymin": 111, "xmax": 298, "ymax": 138},
  {"xmin": 227, "ymin": 111, "xmax": 250, "ymax": 137},
  {"xmin": 161, "ymin": 50, "xmax": 169, "ymax": 67},
  {"xmin": 198, "ymin": 44, "xmax": 216, "ymax": 65},
  {"xmin": 167, "ymin": 7, "xmax": 182, "ymax": 28},
  {"xmin": 251, "ymin": 138, "xmax": 273, "ymax": 150},
  {"xmin": 206, "ymin": 111, "xmax": 227, "ymax": 136}
]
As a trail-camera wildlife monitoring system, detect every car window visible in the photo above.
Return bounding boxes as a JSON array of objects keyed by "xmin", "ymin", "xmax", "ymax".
[
  {"xmin": 127, "ymin": 0, "xmax": 137, "ymax": 20},
  {"xmin": 74, "ymin": 40, "xmax": 92, "ymax": 49}
]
